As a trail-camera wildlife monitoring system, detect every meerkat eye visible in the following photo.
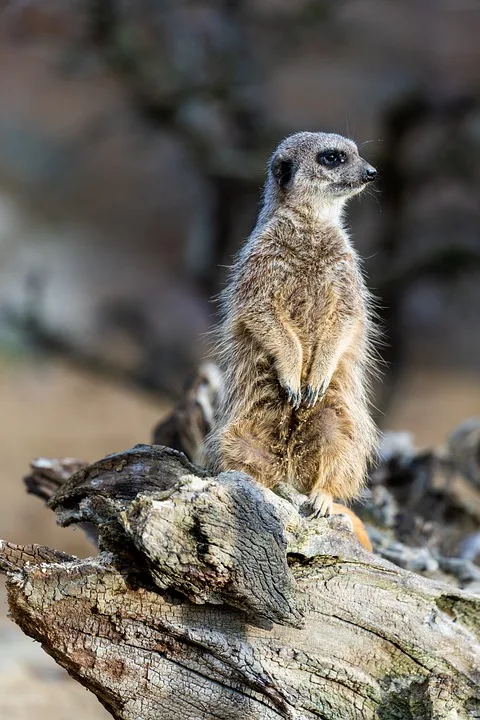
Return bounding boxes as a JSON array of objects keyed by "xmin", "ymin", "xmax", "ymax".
[{"xmin": 317, "ymin": 150, "xmax": 347, "ymax": 168}]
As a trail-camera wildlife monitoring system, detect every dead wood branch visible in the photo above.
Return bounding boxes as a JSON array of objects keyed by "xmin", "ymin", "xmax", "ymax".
[{"xmin": 2, "ymin": 444, "xmax": 480, "ymax": 719}]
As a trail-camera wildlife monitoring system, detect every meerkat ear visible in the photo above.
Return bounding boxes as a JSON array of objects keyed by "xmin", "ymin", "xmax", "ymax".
[{"xmin": 271, "ymin": 156, "xmax": 295, "ymax": 189}]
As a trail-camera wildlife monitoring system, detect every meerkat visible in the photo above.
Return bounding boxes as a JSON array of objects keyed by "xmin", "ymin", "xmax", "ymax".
[{"xmin": 205, "ymin": 131, "xmax": 379, "ymax": 518}]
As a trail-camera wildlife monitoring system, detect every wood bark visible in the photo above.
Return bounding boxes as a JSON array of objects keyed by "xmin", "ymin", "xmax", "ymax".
[{"xmin": 2, "ymin": 444, "xmax": 480, "ymax": 719}]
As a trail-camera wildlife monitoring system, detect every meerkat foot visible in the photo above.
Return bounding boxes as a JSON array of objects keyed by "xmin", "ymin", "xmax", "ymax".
[
  {"xmin": 304, "ymin": 378, "xmax": 330, "ymax": 408},
  {"xmin": 307, "ymin": 490, "xmax": 334, "ymax": 518}
]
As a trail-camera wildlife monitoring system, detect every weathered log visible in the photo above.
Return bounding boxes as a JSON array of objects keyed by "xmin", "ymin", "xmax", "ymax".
[{"xmin": 2, "ymin": 445, "xmax": 480, "ymax": 719}]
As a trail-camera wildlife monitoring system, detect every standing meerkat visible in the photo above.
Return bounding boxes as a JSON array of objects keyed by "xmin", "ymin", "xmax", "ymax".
[{"xmin": 206, "ymin": 131, "xmax": 379, "ymax": 517}]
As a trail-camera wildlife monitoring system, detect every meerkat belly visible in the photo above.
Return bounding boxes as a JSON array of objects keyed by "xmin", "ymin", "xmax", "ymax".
[{"xmin": 283, "ymin": 279, "xmax": 329, "ymax": 369}]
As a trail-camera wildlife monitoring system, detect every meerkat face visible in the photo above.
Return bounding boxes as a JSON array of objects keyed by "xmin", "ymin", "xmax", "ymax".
[{"xmin": 269, "ymin": 131, "xmax": 377, "ymax": 205}]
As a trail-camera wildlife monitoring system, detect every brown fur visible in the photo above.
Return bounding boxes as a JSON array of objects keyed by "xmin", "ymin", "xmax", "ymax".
[{"xmin": 206, "ymin": 131, "xmax": 379, "ymax": 516}]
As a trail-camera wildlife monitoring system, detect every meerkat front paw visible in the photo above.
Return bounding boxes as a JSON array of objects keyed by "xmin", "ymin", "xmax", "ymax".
[
  {"xmin": 304, "ymin": 377, "xmax": 330, "ymax": 408},
  {"xmin": 306, "ymin": 490, "xmax": 334, "ymax": 518}
]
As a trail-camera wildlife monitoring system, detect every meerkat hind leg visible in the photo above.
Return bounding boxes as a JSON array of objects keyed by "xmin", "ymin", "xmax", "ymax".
[
  {"xmin": 218, "ymin": 421, "xmax": 285, "ymax": 489},
  {"xmin": 305, "ymin": 489, "xmax": 334, "ymax": 518}
]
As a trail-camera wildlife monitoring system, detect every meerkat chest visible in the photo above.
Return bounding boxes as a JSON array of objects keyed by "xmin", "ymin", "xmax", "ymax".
[
  {"xmin": 274, "ymin": 266, "xmax": 330, "ymax": 334},
  {"xmin": 286, "ymin": 282, "xmax": 327, "ymax": 328},
  {"xmin": 279, "ymin": 251, "xmax": 358, "ymax": 332},
  {"xmin": 280, "ymin": 250, "xmax": 338, "ymax": 297}
]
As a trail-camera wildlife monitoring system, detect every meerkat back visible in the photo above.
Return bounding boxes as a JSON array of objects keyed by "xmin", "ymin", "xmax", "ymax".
[{"xmin": 206, "ymin": 131, "xmax": 379, "ymax": 518}]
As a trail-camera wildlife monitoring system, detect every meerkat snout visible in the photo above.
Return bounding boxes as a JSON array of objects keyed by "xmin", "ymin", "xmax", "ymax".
[{"xmin": 362, "ymin": 164, "xmax": 377, "ymax": 183}]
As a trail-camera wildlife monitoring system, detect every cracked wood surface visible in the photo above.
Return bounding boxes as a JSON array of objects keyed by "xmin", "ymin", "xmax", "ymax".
[{"xmin": 2, "ymin": 445, "xmax": 480, "ymax": 719}]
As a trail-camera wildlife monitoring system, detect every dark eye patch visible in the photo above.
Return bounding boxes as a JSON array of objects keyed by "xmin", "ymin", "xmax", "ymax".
[{"xmin": 317, "ymin": 150, "xmax": 347, "ymax": 168}]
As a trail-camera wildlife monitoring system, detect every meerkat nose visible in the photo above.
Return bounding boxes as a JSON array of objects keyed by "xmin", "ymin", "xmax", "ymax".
[{"xmin": 363, "ymin": 165, "xmax": 377, "ymax": 182}]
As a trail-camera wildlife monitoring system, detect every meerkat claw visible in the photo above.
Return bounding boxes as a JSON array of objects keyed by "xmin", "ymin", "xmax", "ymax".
[
  {"xmin": 285, "ymin": 385, "xmax": 302, "ymax": 410},
  {"xmin": 319, "ymin": 378, "xmax": 330, "ymax": 399},
  {"xmin": 305, "ymin": 384, "xmax": 320, "ymax": 408},
  {"xmin": 304, "ymin": 378, "xmax": 331, "ymax": 408},
  {"xmin": 307, "ymin": 490, "xmax": 334, "ymax": 518}
]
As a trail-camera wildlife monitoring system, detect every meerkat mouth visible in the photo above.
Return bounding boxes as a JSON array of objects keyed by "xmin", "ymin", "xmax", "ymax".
[{"xmin": 330, "ymin": 181, "xmax": 366, "ymax": 196}]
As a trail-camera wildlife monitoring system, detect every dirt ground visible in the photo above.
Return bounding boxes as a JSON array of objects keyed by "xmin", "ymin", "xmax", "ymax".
[{"xmin": 0, "ymin": 356, "xmax": 479, "ymax": 718}]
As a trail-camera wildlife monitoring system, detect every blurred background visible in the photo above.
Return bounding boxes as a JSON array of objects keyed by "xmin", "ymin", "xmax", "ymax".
[{"xmin": 0, "ymin": 1, "xmax": 479, "ymax": 717}]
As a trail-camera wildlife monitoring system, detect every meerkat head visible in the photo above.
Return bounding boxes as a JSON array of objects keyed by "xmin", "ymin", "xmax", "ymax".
[{"xmin": 266, "ymin": 131, "xmax": 377, "ymax": 219}]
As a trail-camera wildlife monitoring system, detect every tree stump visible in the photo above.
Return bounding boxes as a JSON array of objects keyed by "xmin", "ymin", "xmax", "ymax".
[{"xmin": 1, "ymin": 444, "xmax": 480, "ymax": 719}]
